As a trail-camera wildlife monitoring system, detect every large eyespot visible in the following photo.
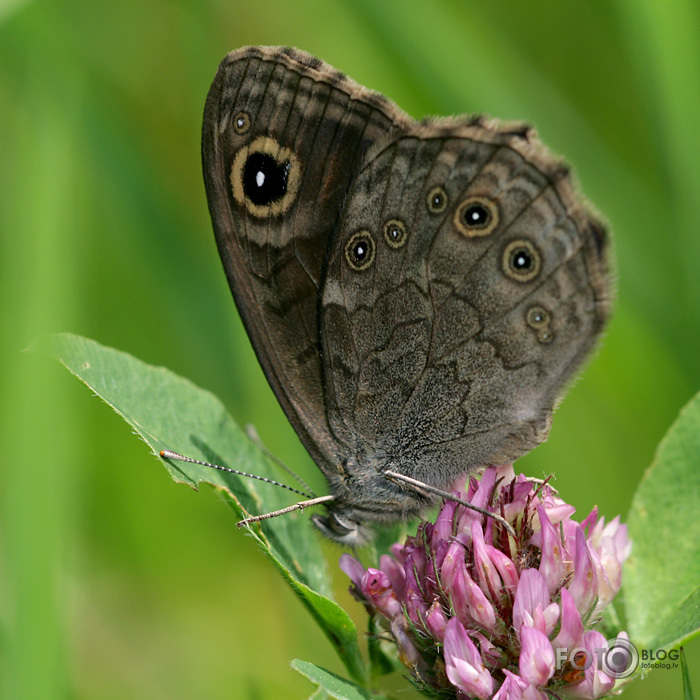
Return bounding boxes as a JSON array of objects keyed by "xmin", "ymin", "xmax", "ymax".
[
  {"xmin": 426, "ymin": 186, "xmax": 448, "ymax": 214},
  {"xmin": 345, "ymin": 230, "xmax": 375, "ymax": 270},
  {"xmin": 502, "ymin": 239, "xmax": 541, "ymax": 282},
  {"xmin": 454, "ymin": 196, "xmax": 499, "ymax": 237},
  {"xmin": 230, "ymin": 136, "xmax": 300, "ymax": 218},
  {"xmin": 233, "ymin": 111, "xmax": 251, "ymax": 134},
  {"xmin": 383, "ymin": 219, "xmax": 407, "ymax": 249},
  {"xmin": 526, "ymin": 305, "xmax": 550, "ymax": 329}
]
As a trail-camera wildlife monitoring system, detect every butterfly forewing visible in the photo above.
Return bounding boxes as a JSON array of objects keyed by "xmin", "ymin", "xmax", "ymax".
[{"xmin": 202, "ymin": 46, "xmax": 408, "ymax": 473}]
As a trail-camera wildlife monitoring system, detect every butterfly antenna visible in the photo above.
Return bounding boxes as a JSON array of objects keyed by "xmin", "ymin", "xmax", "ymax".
[
  {"xmin": 236, "ymin": 495, "xmax": 335, "ymax": 528},
  {"xmin": 383, "ymin": 470, "xmax": 516, "ymax": 538},
  {"xmin": 245, "ymin": 424, "xmax": 316, "ymax": 497},
  {"xmin": 159, "ymin": 449, "xmax": 314, "ymax": 499}
]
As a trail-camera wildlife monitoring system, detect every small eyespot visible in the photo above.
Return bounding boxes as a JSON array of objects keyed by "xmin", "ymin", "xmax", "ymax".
[
  {"xmin": 233, "ymin": 111, "xmax": 251, "ymax": 134},
  {"xmin": 230, "ymin": 136, "xmax": 300, "ymax": 217},
  {"xmin": 538, "ymin": 328, "xmax": 554, "ymax": 344},
  {"xmin": 345, "ymin": 230, "xmax": 375, "ymax": 270},
  {"xmin": 383, "ymin": 219, "xmax": 407, "ymax": 249},
  {"xmin": 502, "ymin": 239, "xmax": 541, "ymax": 282},
  {"xmin": 526, "ymin": 305, "xmax": 550, "ymax": 329},
  {"xmin": 427, "ymin": 186, "xmax": 448, "ymax": 214},
  {"xmin": 454, "ymin": 196, "xmax": 499, "ymax": 237}
]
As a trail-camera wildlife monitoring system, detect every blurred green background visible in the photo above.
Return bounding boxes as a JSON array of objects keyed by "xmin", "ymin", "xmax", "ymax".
[{"xmin": 2, "ymin": 0, "xmax": 699, "ymax": 698}]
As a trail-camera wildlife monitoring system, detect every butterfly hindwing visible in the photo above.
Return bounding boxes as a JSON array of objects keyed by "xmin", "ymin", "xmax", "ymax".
[{"xmin": 320, "ymin": 120, "xmax": 610, "ymax": 492}]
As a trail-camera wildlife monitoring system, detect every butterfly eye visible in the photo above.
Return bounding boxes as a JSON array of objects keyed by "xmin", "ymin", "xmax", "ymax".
[
  {"xmin": 383, "ymin": 219, "xmax": 407, "ymax": 249},
  {"xmin": 345, "ymin": 230, "xmax": 375, "ymax": 270},
  {"xmin": 502, "ymin": 239, "xmax": 541, "ymax": 282},
  {"xmin": 426, "ymin": 186, "xmax": 448, "ymax": 214},
  {"xmin": 230, "ymin": 136, "xmax": 300, "ymax": 217},
  {"xmin": 454, "ymin": 196, "xmax": 499, "ymax": 237},
  {"xmin": 233, "ymin": 111, "xmax": 251, "ymax": 134}
]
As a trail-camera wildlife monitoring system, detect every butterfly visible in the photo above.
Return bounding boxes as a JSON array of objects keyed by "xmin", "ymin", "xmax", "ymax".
[{"xmin": 198, "ymin": 46, "xmax": 611, "ymax": 545}]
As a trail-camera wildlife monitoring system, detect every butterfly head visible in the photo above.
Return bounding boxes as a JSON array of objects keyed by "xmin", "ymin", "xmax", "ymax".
[{"xmin": 310, "ymin": 464, "xmax": 435, "ymax": 545}]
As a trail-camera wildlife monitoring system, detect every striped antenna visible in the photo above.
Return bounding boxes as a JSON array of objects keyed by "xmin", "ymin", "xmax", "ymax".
[
  {"xmin": 159, "ymin": 449, "xmax": 334, "ymax": 528},
  {"xmin": 159, "ymin": 449, "xmax": 314, "ymax": 499}
]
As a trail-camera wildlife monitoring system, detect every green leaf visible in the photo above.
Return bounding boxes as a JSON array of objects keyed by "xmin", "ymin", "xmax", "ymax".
[
  {"xmin": 292, "ymin": 660, "xmax": 372, "ymax": 700},
  {"xmin": 624, "ymin": 389, "xmax": 700, "ymax": 650},
  {"xmin": 48, "ymin": 333, "xmax": 366, "ymax": 683}
]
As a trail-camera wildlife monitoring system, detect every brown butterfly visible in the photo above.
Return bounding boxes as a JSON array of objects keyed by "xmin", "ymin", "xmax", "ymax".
[{"xmin": 198, "ymin": 46, "xmax": 611, "ymax": 544}]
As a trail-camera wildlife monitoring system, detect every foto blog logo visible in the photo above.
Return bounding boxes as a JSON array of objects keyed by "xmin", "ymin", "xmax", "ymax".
[{"xmin": 555, "ymin": 637, "xmax": 640, "ymax": 679}]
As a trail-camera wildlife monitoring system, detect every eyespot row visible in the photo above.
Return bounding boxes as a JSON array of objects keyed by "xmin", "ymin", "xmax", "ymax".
[
  {"xmin": 344, "ymin": 220, "xmax": 408, "ymax": 270},
  {"xmin": 228, "ymin": 113, "xmax": 543, "ymax": 285},
  {"xmin": 525, "ymin": 305, "xmax": 554, "ymax": 344}
]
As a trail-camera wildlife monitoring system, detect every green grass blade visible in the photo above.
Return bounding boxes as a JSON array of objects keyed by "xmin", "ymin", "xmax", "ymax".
[
  {"xmin": 682, "ymin": 647, "xmax": 695, "ymax": 700},
  {"xmin": 614, "ymin": 0, "xmax": 700, "ymax": 348}
]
